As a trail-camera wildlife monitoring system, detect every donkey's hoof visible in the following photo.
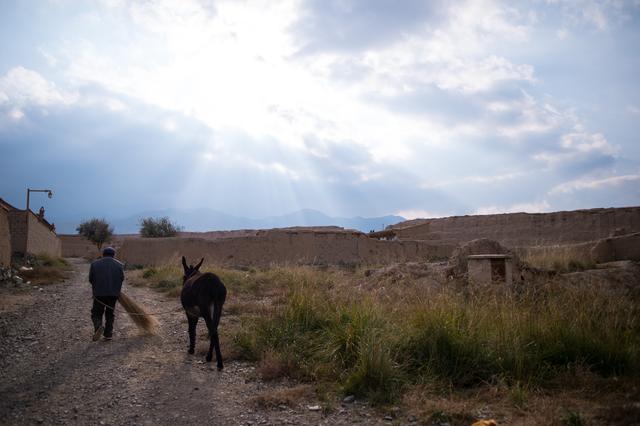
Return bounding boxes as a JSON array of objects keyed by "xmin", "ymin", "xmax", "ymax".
[
  {"xmin": 188, "ymin": 348, "xmax": 194, "ymax": 355},
  {"xmin": 206, "ymin": 354, "xmax": 213, "ymax": 362},
  {"xmin": 217, "ymin": 364, "xmax": 223, "ymax": 371}
]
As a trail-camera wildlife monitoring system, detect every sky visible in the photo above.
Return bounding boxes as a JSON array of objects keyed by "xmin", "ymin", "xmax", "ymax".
[{"xmin": 1, "ymin": 0, "xmax": 639, "ymax": 226}]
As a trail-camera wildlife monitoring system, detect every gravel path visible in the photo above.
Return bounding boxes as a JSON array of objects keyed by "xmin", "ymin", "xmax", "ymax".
[{"xmin": 0, "ymin": 258, "xmax": 389, "ymax": 426}]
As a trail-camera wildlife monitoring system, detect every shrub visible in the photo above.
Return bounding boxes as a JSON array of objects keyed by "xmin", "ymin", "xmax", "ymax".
[
  {"xmin": 140, "ymin": 265, "xmax": 182, "ymax": 296},
  {"xmin": 139, "ymin": 216, "xmax": 181, "ymax": 238}
]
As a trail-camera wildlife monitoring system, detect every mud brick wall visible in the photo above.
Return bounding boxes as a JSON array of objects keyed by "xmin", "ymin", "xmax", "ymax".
[
  {"xmin": 60, "ymin": 235, "xmax": 101, "ymax": 258},
  {"xmin": 118, "ymin": 230, "xmax": 455, "ymax": 267},
  {"xmin": 60, "ymin": 234, "xmax": 135, "ymax": 259},
  {"xmin": 7, "ymin": 210, "xmax": 27, "ymax": 255},
  {"xmin": 392, "ymin": 207, "xmax": 640, "ymax": 247},
  {"xmin": 25, "ymin": 214, "xmax": 61, "ymax": 257},
  {"xmin": 590, "ymin": 232, "xmax": 640, "ymax": 262},
  {"xmin": 0, "ymin": 206, "xmax": 11, "ymax": 266}
]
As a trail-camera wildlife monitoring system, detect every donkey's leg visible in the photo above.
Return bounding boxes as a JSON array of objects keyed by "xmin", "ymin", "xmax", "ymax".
[
  {"xmin": 200, "ymin": 304, "xmax": 216, "ymax": 364},
  {"xmin": 211, "ymin": 300, "xmax": 224, "ymax": 371},
  {"xmin": 187, "ymin": 314, "xmax": 198, "ymax": 354}
]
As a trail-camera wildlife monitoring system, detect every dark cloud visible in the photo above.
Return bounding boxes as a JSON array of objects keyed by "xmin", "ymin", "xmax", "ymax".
[{"xmin": 0, "ymin": 97, "xmax": 212, "ymax": 221}]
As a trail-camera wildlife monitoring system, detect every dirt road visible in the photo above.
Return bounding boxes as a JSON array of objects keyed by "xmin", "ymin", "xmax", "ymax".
[{"xmin": 0, "ymin": 259, "xmax": 385, "ymax": 426}]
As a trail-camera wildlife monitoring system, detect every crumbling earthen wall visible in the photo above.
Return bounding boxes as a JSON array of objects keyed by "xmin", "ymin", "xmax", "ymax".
[
  {"xmin": 25, "ymin": 214, "xmax": 61, "ymax": 257},
  {"xmin": 59, "ymin": 234, "xmax": 132, "ymax": 258},
  {"xmin": 515, "ymin": 242, "xmax": 594, "ymax": 265},
  {"xmin": 119, "ymin": 230, "xmax": 454, "ymax": 267},
  {"xmin": 0, "ymin": 206, "xmax": 11, "ymax": 266},
  {"xmin": 8, "ymin": 210, "xmax": 27, "ymax": 254},
  {"xmin": 392, "ymin": 207, "xmax": 640, "ymax": 247},
  {"xmin": 60, "ymin": 235, "xmax": 101, "ymax": 258},
  {"xmin": 6, "ymin": 209, "xmax": 61, "ymax": 257},
  {"xmin": 590, "ymin": 232, "xmax": 640, "ymax": 263},
  {"xmin": 515, "ymin": 232, "xmax": 640, "ymax": 264}
]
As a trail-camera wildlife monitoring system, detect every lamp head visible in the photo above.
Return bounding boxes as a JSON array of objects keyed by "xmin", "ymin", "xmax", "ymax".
[{"xmin": 47, "ymin": 191, "xmax": 52, "ymax": 199}]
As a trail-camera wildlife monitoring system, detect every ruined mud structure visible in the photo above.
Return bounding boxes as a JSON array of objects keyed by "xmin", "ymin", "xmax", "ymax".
[
  {"xmin": 60, "ymin": 206, "xmax": 640, "ymax": 268},
  {"xmin": 118, "ymin": 228, "xmax": 453, "ymax": 267},
  {"xmin": 388, "ymin": 206, "xmax": 640, "ymax": 246}
]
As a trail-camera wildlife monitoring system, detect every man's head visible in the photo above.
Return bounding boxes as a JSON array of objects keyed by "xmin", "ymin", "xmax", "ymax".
[{"xmin": 102, "ymin": 247, "xmax": 116, "ymax": 257}]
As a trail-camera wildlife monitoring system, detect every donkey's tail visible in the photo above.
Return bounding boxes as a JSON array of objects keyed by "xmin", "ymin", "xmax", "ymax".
[{"xmin": 212, "ymin": 286, "xmax": 227, "ymax": 329}]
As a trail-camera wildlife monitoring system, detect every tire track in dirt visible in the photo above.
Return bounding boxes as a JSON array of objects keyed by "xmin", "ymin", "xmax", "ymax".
[{"xmin": 0, "ymin": 258, "xmax": 386, "ymax": 426}]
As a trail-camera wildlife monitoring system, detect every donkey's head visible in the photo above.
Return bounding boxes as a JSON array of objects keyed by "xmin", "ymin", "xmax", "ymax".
[{"xmin": 181, "ymin": 256, "xmax": 204, "ymax": 283}]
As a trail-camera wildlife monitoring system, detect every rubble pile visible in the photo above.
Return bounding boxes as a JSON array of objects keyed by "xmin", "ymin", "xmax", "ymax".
[{"xmin": 0, "ymin": 265, "xmax": 32, "ymax": 288}]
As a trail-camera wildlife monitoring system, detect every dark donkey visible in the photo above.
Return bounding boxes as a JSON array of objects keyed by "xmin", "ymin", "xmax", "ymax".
[{"xmin": 181, "ymin": 256, "xmax": 227, "ymax": 370}]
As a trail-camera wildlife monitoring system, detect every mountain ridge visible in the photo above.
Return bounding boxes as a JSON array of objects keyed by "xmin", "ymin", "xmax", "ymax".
[{"xmin": 55, "ymin": 208, "xmax": 405, "ymax": 234}]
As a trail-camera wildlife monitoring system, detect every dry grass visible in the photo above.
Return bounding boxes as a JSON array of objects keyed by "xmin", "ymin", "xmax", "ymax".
[
  {"xmin": 18, "ymin": 254, "xmax": 72, "ymax": 285},
  {"xmin": 256, "ymin": 349, "xmax": 300, "ymax": 381},
  {"xmin": 402, "ymin": 386, "xmax": 478, "ymax": 426},
  {"xmin": 249, "ymin": 384, "xmax": 315, "ymax": 409},
  {"xmin": 519, "ymin": 246, "xmax": 597, "ymax": 272},
  {"xmin": 136, "ymin": 260, "xmax": 640, "ymax": 423}
]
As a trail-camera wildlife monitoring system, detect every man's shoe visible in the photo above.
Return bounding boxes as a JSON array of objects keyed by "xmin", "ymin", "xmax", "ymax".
[
  {"xmin": 103, "ymin": 336, "xmax": 112, "ymax": 341},
  {"xmin": 93, "ymin": 326, "xmax": 104, "ymax": 341}
]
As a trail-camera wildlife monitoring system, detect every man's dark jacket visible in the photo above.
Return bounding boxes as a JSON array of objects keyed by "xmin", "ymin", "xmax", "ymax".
[{"xmin": 89, "ymin": 257, "xmax": 124, "ymax": 297}]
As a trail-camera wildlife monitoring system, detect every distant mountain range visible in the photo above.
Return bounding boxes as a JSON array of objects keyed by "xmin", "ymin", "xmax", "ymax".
[{"xmin": 55, "ymin": 208, "xmax": 405, "ymax": 234}]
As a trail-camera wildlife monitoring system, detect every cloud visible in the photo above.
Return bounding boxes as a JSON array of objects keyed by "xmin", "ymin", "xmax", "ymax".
[
  {"xmin": 560, "ymin": 131, "xmax": 617, "ymax": 154},
  {"xmin": 496, "ymin": 91, "xmax": 566, "ymax": 139},
  {"xmin": 395, "ymin": 209, "xmax": 449, "ymax": 219},
  {"xmin": 292, "ymin": 0, "xmax": 445, "ymax": 53},
  {"xmin": 8, "ymin": 108, "xmax": 24, "ymax": 121},
  {"xmin": 549, "ymin": 173, "xmax": 640, "ymax": 194},
  {"xmin": 422, "ymin": 171, "xmax": 528, "ymax": 189},
  {"xmin": 544, "ymin": 0, "xmax": 635, "ymax": 31},
  {"xmin": 0, "ymin": 67, "xmax": 78, "ymax": 108},
  {"xmin": 474, "ymin": 200, "xmax": 551, "ymax": 215},
  {"xmin": 303, "ymin": 1, "xmax": 535, "ymax": 95},
  {"xmin": 534, "ymin": 131, "xmax": 618, "ymax": 169},
  {"xmin": 627, "ymin": 105, "xmax": 640, "ymax": 115}
]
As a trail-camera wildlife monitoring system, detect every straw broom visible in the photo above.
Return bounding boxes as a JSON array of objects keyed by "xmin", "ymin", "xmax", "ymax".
[{"xmin": 118, "ymin": 292, "xmax": 159, "ymax": 335}]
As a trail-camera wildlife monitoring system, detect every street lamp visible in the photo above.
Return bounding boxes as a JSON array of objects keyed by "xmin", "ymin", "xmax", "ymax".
[{"xmin": 24, "ymin": 188, "xmax": 54, "ymax": 256}]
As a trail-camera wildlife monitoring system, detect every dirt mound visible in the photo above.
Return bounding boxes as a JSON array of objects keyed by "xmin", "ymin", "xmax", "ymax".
[
  {"xmin": 360, "ymin": 262, "xmax": 449, "ymax": 292},
  {"xmin": 561, "ymin": 261, "xmax": 640, "ymax": 298},
  {"xmin": 366, "ymin": 262, "xmax": 433, "ymax": 279},
  {"xmin": 448, "ymin": 238, "xmax": 516, "ymax": 277}
]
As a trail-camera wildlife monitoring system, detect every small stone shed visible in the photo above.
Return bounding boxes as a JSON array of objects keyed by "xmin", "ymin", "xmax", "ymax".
[{"xmin": 467, "ymin": 254, "xmax": 513, "ymax": 286}]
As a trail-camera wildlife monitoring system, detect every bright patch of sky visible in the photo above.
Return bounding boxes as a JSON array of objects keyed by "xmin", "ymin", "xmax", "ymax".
[{"xmin": 1, "ymin": 0, "xmax": 639, "ymax": 226}]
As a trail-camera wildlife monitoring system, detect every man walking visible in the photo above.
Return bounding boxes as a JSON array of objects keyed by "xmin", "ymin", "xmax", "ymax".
[{"xmin": 89, "ymin": 247, "xmax": 124, "ymax": 341}]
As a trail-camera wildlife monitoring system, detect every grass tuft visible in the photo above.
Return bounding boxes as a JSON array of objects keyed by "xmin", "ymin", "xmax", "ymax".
[{"xmin": 561, "ymin": 409, "xmax": 586, "ymax": 426}]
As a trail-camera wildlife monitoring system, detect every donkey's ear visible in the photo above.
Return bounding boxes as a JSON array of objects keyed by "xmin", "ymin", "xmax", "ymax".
[
  {"xmin": 181, "ymin": 256, "xmax": 188, "ymax": 271},
  {"xmin": 195, "ymin": 257, "xmax": 204, "ymax": 270}
]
